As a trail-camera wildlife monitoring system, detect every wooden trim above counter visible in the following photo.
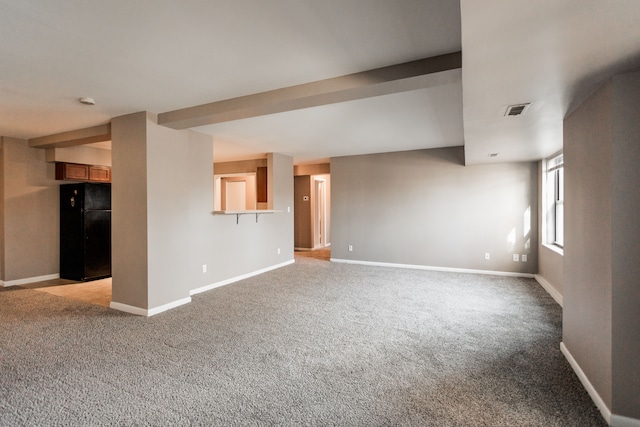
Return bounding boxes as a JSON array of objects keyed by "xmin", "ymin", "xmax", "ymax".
[{"xmin": 55, "ymin": 162, "xmax": 111, "ymax": 183}]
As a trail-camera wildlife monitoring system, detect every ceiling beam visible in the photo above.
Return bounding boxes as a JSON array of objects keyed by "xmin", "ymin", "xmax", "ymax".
[
  {"xmin": 158, "ymin": 52, "xmax": 462, "ymax": 130},
  {"xmin": 29, "ymin": 123, "xmax": 111, "ymax": 149}
]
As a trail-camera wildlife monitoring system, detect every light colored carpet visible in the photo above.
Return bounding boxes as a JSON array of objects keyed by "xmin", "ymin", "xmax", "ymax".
[{"xmin": 0, "ymin": 260, "xmax": 605, "ymax": 426}]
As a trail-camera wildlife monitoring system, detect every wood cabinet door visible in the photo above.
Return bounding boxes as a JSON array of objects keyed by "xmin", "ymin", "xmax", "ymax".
[
  {"xmin": 89, "ymin": 166, "xmax": 111, "ymax": 182},
  {"xmin": 56, "ymin": 163, "xmax": 89, "ymax": 180},
  {"xmin": 55, "ymin": 162, "xmax": 111, "ymax": 183}
]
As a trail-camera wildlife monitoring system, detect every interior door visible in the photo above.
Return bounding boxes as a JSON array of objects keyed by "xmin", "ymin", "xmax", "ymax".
[
  {"xmin": 225, "ymin": 180, "xmax": 247, "ymax": 211},
  {"xmin": 314, "ymin": 179, "xmax": 326, "ymax": 248}
]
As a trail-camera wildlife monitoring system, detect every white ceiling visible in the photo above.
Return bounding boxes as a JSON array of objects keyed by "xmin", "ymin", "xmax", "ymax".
[
  {"xmin": 461, "ymin": 0, "xmax": 640, "ymax": 164},
  {"xmin": 1, "ymin": 1, "xmax": 640, "ymax": 165}
]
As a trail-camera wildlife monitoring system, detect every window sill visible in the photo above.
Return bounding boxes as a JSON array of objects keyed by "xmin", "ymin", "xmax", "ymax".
[{"xmin": 542, "ymin": 243, "xmax": 564, "ymax": 256}]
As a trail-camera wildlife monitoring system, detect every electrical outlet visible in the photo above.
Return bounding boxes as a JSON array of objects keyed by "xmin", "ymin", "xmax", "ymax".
[
  {"xmin": 484, "ymin": 253, "xmax": 490, "ymax": 260},
  {"xmin": 348, "ymin": 245, "xmax": 353, "ymax": 252},
  {"xmin": 513, "ymin": 254, "xmax": 519, "ymax": 262},
  {"xmin": 202, "ymin": 264, "xmax": 207, "ymax": 273},
  {"xmin": 277, "ymin": 248, "xmax": 281, "ymax": 255},
  {"xmin": 522, "ymin": 254, "xmax": 528, "ymax": 262}
]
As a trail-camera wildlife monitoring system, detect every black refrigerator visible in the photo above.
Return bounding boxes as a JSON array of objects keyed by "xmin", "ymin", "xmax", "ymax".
[{"xmin": 60, "ymin": 183, "xmax": 111, "ymax": 281}]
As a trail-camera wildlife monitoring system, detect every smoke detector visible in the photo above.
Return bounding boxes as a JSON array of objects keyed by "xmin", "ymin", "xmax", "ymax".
[
  {"xmin": 79, "ymin": 97, "xmax": 96, "ymax": 106},
  {"xmin": 504, "ymin": 103, "xmax": 530, "ymax": 117}
]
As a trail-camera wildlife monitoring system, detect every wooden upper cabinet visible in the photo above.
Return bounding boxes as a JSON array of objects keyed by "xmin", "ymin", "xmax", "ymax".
[
  {"xmin": 57, "ymin": 162, "xmax": 89, "ymax": 181},
  {"xmin": 88, "ymin": 165, "xmax": 111, "ymax": 182},
  {"xmin": 56, "ymin": 162, "xmax": 111, "ymax": 183},
  {"xmin": 256, "ymin": 166, "xmax": 267, "ymax": 203}
]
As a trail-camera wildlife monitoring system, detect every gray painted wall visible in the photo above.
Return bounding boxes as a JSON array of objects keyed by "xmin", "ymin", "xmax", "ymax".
[
  {"xmin": 204, "ymin": 151, "xmax": 294, "ymax": 285},
  {"xmin": 0, "ymin": 113, "xmax": 294, "ymax": 304},
  {"xmin": 0, "ymin": 137, "xmax": 60, "ymax": 282},
  {"xmin": 111, "ymin": 112, "xmax": 294, "ymax": 310},
  {"xmin": 146, "ymin": 118, "xmax": 193, "ymax": 308},
  {"xmin": 563, "ymin": 80, "xmax": 613, "ymax": 409},
  {"xmin": 112, "ymin": 111, "xmax": 193, "ymax": 309},
  {"xmin": 294, "ymin": 163, "xmax": 330, "ymax": 176},
  {"xmin": 111, "ymin": 112, "xmax": 150, "ymax": 308},
  {"xmin": 0, "ymin": 139, "xmax": 4, "ymax": 279},
  {"xmin": 538, "ymin": 246, "xmax": 563, "ymax": 296},
  {"xmin": 331, "ymin": 147, "xmax": 538, "ymax": 274},
  {"xmin": 294, "ymin": 175, "xmax": 312, "ymax": 248},
  {"xmin": 563, "ymin": 70, "xmax": 640, "ymax": 420},
  {"xmin": 610, "ymin": 71, "xmax": 640, "ymax": 419}
]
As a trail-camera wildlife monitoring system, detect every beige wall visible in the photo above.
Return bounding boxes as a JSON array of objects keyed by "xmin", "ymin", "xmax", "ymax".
[
  {"xmin": 45, "ymin": 145, "xmax": 112, "ymax": 166},
  {"xmin": 563, "ymin": 79, "xmax": 613, "ymax": 408},
  {"xmin": 563, "ymin": 70, "xmax": 640, "ymax": 421},
  {"xmin": 0, "ymin": 113, "xmax": 294, "ymax": 306},
  {"xmin": 538, "ymin": 245, "xmax": 563, "ymax": 297},
  {"xmin": 111, "ymin": 112, "xmax": 294, "ymax": 311},
  {"xmin": 146, "ymin": 116, "xmax": 193, "ymax": 308},
  {"xmin": 294, "ymin": 175, "xmax": 312, "ymax": 249},
  {"xmin": 214, "ymin": 158, "xmax": 266, "ymax": 174},
  {"xmin": 294, "ymin": 163, "xmax": 330, "ymax": 176},
  {"xmin": 331, "ymin": 147, "xmax": 538, "ymax": 274},
  {"xmin": 111, "ymin": 112, "xmax": 149, "ymax": 308},
  {"xmin": 610, "ymin": 71, "xmax": 640, "ymax": 419},
  {"xmin": 0, "ymin": 138, "xmax": 4, "ymax": 279},
  {"xmin": 0, "ymin": 137, "xmax": 60, "ymax": 283}
]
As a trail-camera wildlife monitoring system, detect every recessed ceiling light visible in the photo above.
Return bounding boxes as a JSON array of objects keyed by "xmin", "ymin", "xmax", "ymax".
[
  {"xmin": 79, "ymin": 97, "xmax": 96, "ymax": 105},
  {"xmin": 488, "ymin": 153, "xmax": 499, "ymax": 157}
]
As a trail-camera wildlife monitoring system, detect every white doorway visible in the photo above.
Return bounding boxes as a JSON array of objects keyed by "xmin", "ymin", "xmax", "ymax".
[
  {"xmin": 225, "ymin": 180, "xmax": 246, "ymax": 211},
  {"xmin": 314, "ymin": 178, "xmax": 327, "ymax": 248},
  {"xmin": 214, "ymin": 173, "xmax": 257, "ymax": 211}
]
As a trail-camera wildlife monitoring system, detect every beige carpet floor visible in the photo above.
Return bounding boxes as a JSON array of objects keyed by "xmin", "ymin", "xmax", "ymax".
[{"xmin": 1, "ymin": 259, "xmax": 606, "ymax": 426}]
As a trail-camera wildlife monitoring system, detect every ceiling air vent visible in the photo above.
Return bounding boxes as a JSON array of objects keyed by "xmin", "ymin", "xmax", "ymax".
[{"xmin": 505, "ymin": 103, "xmax": 530, "ymax": 117}]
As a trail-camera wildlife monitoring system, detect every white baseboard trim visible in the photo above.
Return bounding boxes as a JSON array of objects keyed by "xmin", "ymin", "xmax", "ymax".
[
  {"xmin": 611, "ymin": 415, "xmax": 640, "ymax": 427},
  {"xmin": 110, "ymin": 297, "xmax": 192, "ymax": 317},
  {"xmin": 190, "ymin": 259, "xmax": 295, "ymax": 296},
  {"xmin": 1, "ymin": 273, "xmax": 60, "ymax": 287},
  {"xmin": 534, "ymin": 274, "xmax": 563, "ymax": 307},
  {"xmin": 329, "ymin": 258, "xmax": 534, "ymax": 278},
  {"xmin": 560, "ymin": 343, "xmax": 640, "ymax": 426},
  {"xmin": 560, "ymin": 342, "xmax": 611, "ymax": 425}
]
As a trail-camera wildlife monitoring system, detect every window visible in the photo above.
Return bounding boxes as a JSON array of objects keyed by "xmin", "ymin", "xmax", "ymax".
[{"xmin": 545, "ymin": 153, "xmax": 564, "ymax": 248}]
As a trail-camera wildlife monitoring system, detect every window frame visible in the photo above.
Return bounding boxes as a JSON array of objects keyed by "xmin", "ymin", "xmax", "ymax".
[{"xmin": 545, "ymin": 152, "xmax": 564, "ymax": 249}]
